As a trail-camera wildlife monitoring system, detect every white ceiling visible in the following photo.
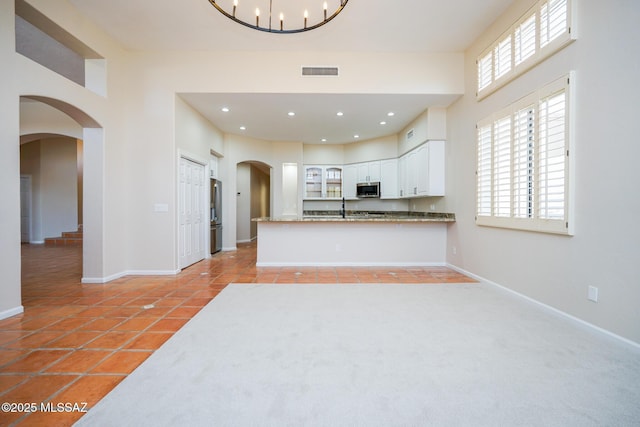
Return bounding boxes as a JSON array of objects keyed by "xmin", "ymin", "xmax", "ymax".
[{"xmin": 68, "ymin": 0, "xmax": 515, "ymax": 144}]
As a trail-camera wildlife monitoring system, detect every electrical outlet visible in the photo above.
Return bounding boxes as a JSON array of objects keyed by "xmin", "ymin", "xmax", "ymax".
[
  {"xmin": 452, "ymin": 246, "xmax": 457, "ymax": 255},
  {"xmin": 335, "ymin": 243, "xmax": 342, "ymax": 252},
  {"xmin": 588, "ymin": 286, "xmax": 599, "ymax": 302}
]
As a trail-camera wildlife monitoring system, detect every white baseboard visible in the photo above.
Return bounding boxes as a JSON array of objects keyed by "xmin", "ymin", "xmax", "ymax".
[
  {"xmin": 446, "ymin": 263, "xmax": 640, "ymax": 350},
  {"xmin": 0, "ymin": 305, "xmax": 24, "ymax": 320},
  {"xmin": 82, "ymin": 269, "xmax": 181, "ymax": 284}
]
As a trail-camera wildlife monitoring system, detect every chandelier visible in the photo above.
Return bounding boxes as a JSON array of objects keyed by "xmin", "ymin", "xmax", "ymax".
[{"xmin": 208, "ymin": 0, "xmax": 349, "ymax": 34}]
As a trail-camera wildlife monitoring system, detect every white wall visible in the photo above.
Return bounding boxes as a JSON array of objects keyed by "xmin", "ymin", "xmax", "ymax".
[
  {"xmin": 222, "ymin": 136, "xmax": 304, "ymax": 248},
  {"xmin": 20, "ymin": 99, "xmax": 83, "ymax": 139},
  {"xmin": 0, "ymin": 0, "xmax": 23, "ymax": 318},
  {"xmin": 175, "ymin": 95, "xmax": 224, "ymax": 159},
  {"xmin": 236, "ymin": 163, "xmax": 251, "ymax": 243},
  {"xmin": 398, "ymin": 107, "xmax": 448, "ymax": 156},
  {"xmin": 303, "ymin": 144, "xmax": 345, "ymax": 165},
  {"xmin": 250, "ymin": 165, "xmax": 270, "ymax": 239},
  {"xmin": 40, "ymin": 137, "xmax": 78, "ymax": 237},
  {"xmin": 446, "ymin": 0, "xmax": 640, "ymax": 343},
  {"xmin": 20, "ymin": 137, "xmax": 78, "ymax": 241},
  {"xmin": 125, "ymin": 47, "xmax": 461, "ymax": 258},
  {"xmin": 3, "ymin": 0, "xmax": 133, "ymax": 291},
  {"xmin": 343, "ymin": 135, "xmax": 399, "ymax": 164}
]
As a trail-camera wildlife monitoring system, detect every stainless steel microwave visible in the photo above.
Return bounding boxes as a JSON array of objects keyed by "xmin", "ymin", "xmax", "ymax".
[{"xmin": 356, "ymin": 182, "xmax": 380, "ymax": 198}]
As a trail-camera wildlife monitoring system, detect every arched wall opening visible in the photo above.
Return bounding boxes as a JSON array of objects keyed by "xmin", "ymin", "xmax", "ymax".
[{"xmin": 18, "ymin": 96, "xmax": 105, "ymax": 284}]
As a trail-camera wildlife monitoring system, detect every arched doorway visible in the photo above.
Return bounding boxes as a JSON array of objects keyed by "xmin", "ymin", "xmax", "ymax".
[
  {"xmin": 19, "ymin": 96, "xmax": 104, "ymax": 284},
  {"xmin": 236, "ymin": 161, "xmax": 271, "ymax": 244}
]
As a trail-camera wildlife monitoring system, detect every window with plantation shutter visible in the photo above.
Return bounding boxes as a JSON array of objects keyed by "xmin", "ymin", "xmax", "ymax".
[
  {"xmin": 493, "ymin": 116, "xmax": 511, "ymax": 217},
  {"xmin": 478, "ymin": 51, "xmax": 493, "ymax": 92},
  {"xmin": 477, "ymin": 124, "xmax": 492, "ymax": 217},
  {"xmin": 541, "ymin": 0, "xmax": 568, "ymax": 48},
  {"xmin": 476, "ymin": 74, "xmax": 573, "ymax": 235},
  {"xmin": 514, "ymin": 14, "xmax": 536, "ymax": 66},
  {"xmin": 476, "ymin": 0, "xmax": 574, "ymax": 99},
  {"xmin": 538, "ymin": 90, "xmax": 566, "ymax": 220},
  {"xmin": 512, "ymin": 105, "xmax": 535, "ymax": 218},
  {"xmin": 494, "ymin": 35, "xmax": 512, "ymax": 79}
]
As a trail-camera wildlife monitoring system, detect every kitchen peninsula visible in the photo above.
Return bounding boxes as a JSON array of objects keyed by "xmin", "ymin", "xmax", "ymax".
[{"xmin": 253, "ymin": 212, "xmax": 455, "ymax": 267}]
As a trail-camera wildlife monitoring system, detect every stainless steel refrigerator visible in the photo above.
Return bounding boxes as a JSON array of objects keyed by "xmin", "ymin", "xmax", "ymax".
[{"xmin": 210, "ymin": 179, "xmax": 222, "ymax": 253}]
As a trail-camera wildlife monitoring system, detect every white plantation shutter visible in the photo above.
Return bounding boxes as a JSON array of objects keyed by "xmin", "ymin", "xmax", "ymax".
[
  {"xmin": 477, "ymin": 0, "xmax": 573, "ymax": 99},
  {"xmin": 478, "ymin": 51, "xmax": 493, "ymax": 92},
  {"xmin": 477, "ymin": 124, "xmax": 493, "ymax": 217},
  {"xmin": 515, "ymin": 14, "xmax": 536, "ymax": 65},
  {"xmin": 513, "ymin": 105, "xmax": 535, "ymax": 218},
  {"xmin": 541, "ymin": 0, "xmax": 568, "ymax": 48},
  {"xmin": 493, "ymin": 116, "xmax": 511, "ymax": 217},
  {"xmin": 538, "ymin": 90, "xmax": 566, "ymax": 220},
  {"xmin": 494, "ymin": 35, "xmax": 512, "ymax": 79},
  {"xmin": 476, "ymin": 75, "xmax": 572, "ymax": 234}
]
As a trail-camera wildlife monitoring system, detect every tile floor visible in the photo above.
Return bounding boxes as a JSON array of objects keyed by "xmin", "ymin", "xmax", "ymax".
[{"xmin": 1, "ymin": 242, "xmax": 475, "ymax": 426}]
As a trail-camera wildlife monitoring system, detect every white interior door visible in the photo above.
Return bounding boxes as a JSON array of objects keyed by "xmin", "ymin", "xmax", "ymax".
[
  {"xmin": 20, "ymin": 175, "xmax": 32, "ymax": 243},
  {"xmin": 179, "ymin": 158, "xmax": 206, "ymax": 269}
]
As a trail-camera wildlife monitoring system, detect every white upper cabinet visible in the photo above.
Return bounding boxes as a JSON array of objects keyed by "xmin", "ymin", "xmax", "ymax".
[
  {"xmin": 305, "ymin": 140, "xmax": 444, "ymax": 200},
  {"xmin": 380, "ymin": 159, "xmax": 398, "ymax": 199},
  {"xmin": 356, "ymin": 161, "xmax": 381, "ymax": 183},
  {"xmin": 304, "ymin": 165, "xmax": 343, "ymax": 199},
  {"xmin": 398, "ymin": 140, "xmax": 445, "ymax": 198},
  {"xmin": 425, "ymin": 140, "xmax": 445, "ymax": 196},
  {"xmin": 325, "ymin": 166, "xmax": 343, "ymax": 199},
  {"xmin": 398, "ymin": 155, "xmax": 408, "ymax": 198},
  {"xmin": 343, "ymin": 164, "xmax": 357, "ymax": 199}
]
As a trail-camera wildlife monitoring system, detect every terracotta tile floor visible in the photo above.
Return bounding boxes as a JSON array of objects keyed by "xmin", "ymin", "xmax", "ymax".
[{"xmin": 1, "ymin": 241, "xmax": 474, "ymax": 426}]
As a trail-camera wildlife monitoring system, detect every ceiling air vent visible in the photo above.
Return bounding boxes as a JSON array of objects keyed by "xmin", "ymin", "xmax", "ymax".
[
  {"xmin": 406, "ymin": 128, "xmax": 415, "ymax": 140},
  {"xmin": 302, "ymin": 66, "xmax": 339, "ymax": 76}
]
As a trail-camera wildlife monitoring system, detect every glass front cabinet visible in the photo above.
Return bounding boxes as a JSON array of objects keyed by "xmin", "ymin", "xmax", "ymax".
[{"xmin": 304, "ymin": 165, "xmax": 342, "ymax": 199}]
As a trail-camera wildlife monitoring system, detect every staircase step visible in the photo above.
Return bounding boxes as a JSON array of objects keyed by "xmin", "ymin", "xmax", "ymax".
[
  {"xmin": 44, "ymin": 238, "xmax": 82, "ymax": 246},
  {"xmin": 44, "ymin": 228, "xmax": 84, "ymax": 246},
  {"xmin": 62, "ymin": 231, "xmax": 83, "ymax": 238}
]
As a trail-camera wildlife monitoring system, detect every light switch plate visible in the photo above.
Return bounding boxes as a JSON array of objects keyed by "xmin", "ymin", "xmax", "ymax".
[{"xmin": 153, "ymin": 203, "xmax": 169, "ymax": 213}]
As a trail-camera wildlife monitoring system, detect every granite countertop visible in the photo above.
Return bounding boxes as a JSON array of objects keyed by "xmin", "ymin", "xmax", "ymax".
[{"xmin": 253, "ymin": 211, "xmax": 456, "ymax": 223}]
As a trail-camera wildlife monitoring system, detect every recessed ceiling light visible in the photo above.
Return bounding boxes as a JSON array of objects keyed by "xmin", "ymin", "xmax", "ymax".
[
  {"xmin": 321, "ymin": 138, "xmax": 327, "ymax": 142},
  {"xmin": 387, "ymin": 112, "xmax": 395, "ymax": 116},
  {"xmin": 380, "ymin": 121, "xmax": 387, "ymax": 125},
  {"xmin": 288, "ymin": 111, "xmax": 295, "ymax": 116},
  {"xmin": 239, "ymin": 126, "xmax": 246, "ymax": 130},
  {"xmin": 354, "ymin": 134, "xmax": 360, "ymax": 139},
  {"xmin": 221, "ymin": 107, "xmax": 230, "ymax": 112},
  {"xmin": 336, "ymin": 112, "xmax": 344, "ymax": 116}
]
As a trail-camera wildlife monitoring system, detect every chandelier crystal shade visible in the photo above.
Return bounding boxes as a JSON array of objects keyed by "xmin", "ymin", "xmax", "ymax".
[{"xmin": 208, "ymin": 0, "xmax": 349, "ymax": 34}]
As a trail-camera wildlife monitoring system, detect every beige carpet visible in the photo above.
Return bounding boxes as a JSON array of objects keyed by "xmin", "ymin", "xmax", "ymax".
[{"xmin": 76, "ymin": 283, "xmax": 640, "ymax": 426}]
